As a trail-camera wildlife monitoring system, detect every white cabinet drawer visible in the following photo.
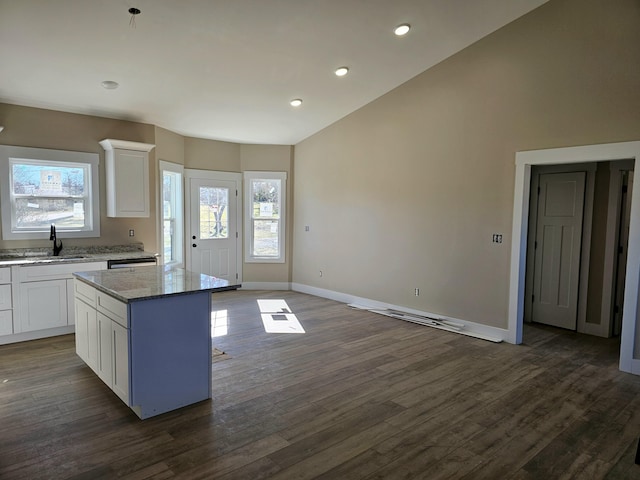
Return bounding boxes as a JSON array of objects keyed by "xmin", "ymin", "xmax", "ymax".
[
  {"xmin": 0, "ymin": 310, "xmax": 12, "ymax": 336},
  {"xmin": 0, "ymin": 284, "xmax": 11, "ymax": 310},
  {"xmin": 0, "ymin": 267, "xmax": 10, "ymax": 284},
  {"xmin": 96, "ymin": 292, "xmax": 128, "ymax": 328},
  {"xmin": 74, "ymin": 280, "xmax": 97, "ymax": 308}
]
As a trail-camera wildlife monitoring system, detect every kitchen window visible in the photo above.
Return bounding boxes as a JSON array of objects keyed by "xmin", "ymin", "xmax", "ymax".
[
  {"xmin": 244, "ymin": 171, "xmax": 286, "ymax": 263},
  {"xmin": 0, "ymin": 145, "xmax": 100, "ymax": 240}
]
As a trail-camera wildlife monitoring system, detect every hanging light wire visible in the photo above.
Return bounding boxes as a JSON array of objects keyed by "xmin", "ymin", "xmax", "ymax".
[{"xmin": 129, "ymin": 7, "xmax": 141, "ymax": 28}]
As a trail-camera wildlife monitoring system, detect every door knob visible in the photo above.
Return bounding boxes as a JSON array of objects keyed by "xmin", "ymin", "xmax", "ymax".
[
  {"xmin": 192, "ymin": 235, "xmax": 196, "ymax": 239},
  {"xmin": 192, "ymin": 243, "xmax": 197, "ymax": 248}
]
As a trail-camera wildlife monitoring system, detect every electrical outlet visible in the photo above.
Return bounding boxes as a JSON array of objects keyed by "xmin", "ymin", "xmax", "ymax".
[
  {"xmin": 492, "ymin": 233, "xmax": 503, "ymax": 244},
  {"xmin": 415, "ymin": 288, "xmax": 420, "ymax": 296},
  {"xmin": 305, "ymin": 226, "xmax": 310, "ymax": 232},
  {"xmin": 129, "ymin": 229, "xmax": 135, "ymax": 237}
]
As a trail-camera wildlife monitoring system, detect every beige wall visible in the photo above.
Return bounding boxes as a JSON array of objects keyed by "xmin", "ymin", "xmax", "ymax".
[
  {"xmin": 184, "ymin": 137, "xmax": 240, "ymax": 171},
  {"xmin": 155, "ymin": 126, "xmax": 185, "ymax": 166},
  {"xmin": 0, "ymin": 103, "xmax": 158, "ymax": 252},
  {"xmin": 292, "ymin": 0, "xmax": 640, "ymax": 329},
  {"xmin": 241, "ymin": 144, "xmax": 294, "ymax": 283}
]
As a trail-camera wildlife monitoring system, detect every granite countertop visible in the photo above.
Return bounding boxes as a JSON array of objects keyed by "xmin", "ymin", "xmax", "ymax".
[
  {"xmin": 74, "ymin": 266, "xmax": 236, "ymax": 303},
  {"xmin": 0, "ymin": 244, "xmax": 158, "ymax": 267}
]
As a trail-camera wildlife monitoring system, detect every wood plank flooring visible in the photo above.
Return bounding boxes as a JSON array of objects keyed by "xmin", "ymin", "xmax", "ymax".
[{"xmin": 1, "ymin": 290, "xmax": 640, "ymax": 479}]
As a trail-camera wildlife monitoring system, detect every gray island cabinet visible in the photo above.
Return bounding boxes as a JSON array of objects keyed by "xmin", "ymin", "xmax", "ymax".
[{"xmin": 73, "ymin": 266, "xmax": 235, "ymax": 419}]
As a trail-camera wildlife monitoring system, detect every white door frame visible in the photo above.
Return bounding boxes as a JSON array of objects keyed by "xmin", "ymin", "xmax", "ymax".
[
  {"xmin": 508, "ymin": 141, "xmax": 640, "ymax": 374},
  {"xmin": 184, "ymin": 169, "xmax": 242, "ymax": 283},
  {"xmin": 157, "ymin": 160, "xmax": 184, "ymax": 267},
  {"xmin": 601, "ymin": 160, "xmax": 635, "ymax": 337}
]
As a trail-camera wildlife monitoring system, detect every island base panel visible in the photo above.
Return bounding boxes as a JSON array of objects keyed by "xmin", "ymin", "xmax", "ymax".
[{"xmin": 129, "ymin": 292, "xmax": 212, "ymax": 419}]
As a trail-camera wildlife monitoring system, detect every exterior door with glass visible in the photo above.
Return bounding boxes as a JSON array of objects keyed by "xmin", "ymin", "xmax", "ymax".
[{"xmin": 186, "ymin": 173, "xmax": 240, "ymax": 283}]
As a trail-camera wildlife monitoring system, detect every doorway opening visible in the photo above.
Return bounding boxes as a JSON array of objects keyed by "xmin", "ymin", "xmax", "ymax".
[
  {"xmin": 524, "ymin": 161, "xmax": 634, "ymax": 344},
  {"xmin": 508, "ymin": 141, "xmax": 640, "ymax": 374}
]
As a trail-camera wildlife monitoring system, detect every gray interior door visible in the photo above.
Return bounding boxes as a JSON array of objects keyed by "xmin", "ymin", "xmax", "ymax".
[{"xmin": 532, "ymin": 171, "xmax": 586, "ymax": 330}]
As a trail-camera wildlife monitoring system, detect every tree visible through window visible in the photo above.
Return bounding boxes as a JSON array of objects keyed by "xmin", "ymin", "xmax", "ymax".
[{"xmin": 199, "ymin": 187, "xmax": 228, "ymax": 239}]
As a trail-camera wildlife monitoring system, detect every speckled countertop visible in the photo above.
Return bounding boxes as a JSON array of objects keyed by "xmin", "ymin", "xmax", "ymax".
[
  {"xmin": 74, "ymin": 266, "xmax": 236, "ymax": 303},
  {"xmin": 0, "ymin": 243, "xmax": 158, "ymax": 266}
]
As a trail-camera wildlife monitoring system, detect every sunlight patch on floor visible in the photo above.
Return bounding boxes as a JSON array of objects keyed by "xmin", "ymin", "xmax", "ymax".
[
  {"xmin": 257, "ymin": 299, "xmax": 305, "ymax": 334},
  {"xmin": 211, "ymin": 309, "xmax": 228, "ymax": 337}
]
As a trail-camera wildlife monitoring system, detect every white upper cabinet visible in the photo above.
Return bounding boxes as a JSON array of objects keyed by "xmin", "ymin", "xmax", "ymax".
[{"xmin": 99, "ymin": 139, "xmax": 155, "ymax": 217}]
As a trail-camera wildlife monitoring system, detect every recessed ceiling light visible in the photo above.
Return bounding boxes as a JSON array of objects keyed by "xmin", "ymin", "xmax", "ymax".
[
  {"xmin": 290, "ymin": 99, "xmax": 303, "ymax": 107},
  {"xmin": 394, "ymin": 24, "xmax": 411, "ymax": 36},
  {"xmin": 101, "ymin": 80, "xmax": 119, "ymax": 90},
  {"xmin": 335, "ymin": 67, "xmax": 349, "ymax": 77}
]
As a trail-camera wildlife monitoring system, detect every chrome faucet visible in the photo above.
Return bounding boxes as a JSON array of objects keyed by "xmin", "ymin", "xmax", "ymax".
[{"xmin": 50, "ymin": 224, "xmax": 63, "ymax": 256}]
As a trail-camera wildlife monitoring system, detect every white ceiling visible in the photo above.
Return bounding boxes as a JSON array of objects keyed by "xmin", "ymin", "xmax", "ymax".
[{"xmin": 0, "ymin": 0, "xmax": 548, "ymax": 145}]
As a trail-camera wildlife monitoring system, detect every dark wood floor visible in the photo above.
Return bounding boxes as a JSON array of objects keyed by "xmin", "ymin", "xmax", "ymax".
[{"xmin": 2, "ymin": 290, "xmax": 640, "ymax": 479}]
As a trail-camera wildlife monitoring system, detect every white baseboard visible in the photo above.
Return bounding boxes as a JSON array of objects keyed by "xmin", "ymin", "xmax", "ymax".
[
  {"xmin": 291, "ymin": 282, "xmax": 510, "ymax": 343},
  {"xmin": 0, "ymin": 325, "xmax": 74, "ymax": 345},
  {"xmin": 240, "ymin": 281, "xmax": 291, "ymax": 291}
]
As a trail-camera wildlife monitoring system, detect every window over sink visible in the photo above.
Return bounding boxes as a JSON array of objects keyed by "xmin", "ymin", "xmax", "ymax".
[{"xmin": 0, "ymin": 145, "xmax": 100, "ymax": 240}]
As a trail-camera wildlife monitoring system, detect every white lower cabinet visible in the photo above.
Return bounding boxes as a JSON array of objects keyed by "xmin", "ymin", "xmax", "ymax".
[
  {"xmin": 75, "ymin": 280, "xmax": 130, "ymax": 406},
  {"xmin": 19, "ymin": 279, "xmax": 68, "ymax": 332},
  {"xmin": 97, "ymin": 312, "xmax": 113, "ymax": 386},
  {"xmin": 0, "ymin": 310, "xmax": 12, "ymax": 336},
  {"xmin": 0, "ymin": 268, "xmax": 12, "ymax": 335},
  {"xmin": 0, "ymin": 261, "xmax": 107, "ymax": 344},
  {"xmin": 111, "ymin": 320, "xmax": 129, "ymax": 403},
  {"xmin": 75, "ymin": 297, "xmax": 98, "ymax": 371}
]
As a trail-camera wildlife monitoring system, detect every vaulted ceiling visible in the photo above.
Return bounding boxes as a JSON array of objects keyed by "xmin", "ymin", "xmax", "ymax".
[{"xmin": 0, "ymin": 0, "xmax": 548, "ymax": 144}]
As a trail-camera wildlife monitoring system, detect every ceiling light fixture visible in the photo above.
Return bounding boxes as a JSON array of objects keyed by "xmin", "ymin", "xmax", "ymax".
[
  {"xmin": 335, "ymin": 67, "xmax": 349, "ymax": 77},
  {"xmin": 394, "ymin": 23, "xmax": 411, "ymax": 36},
  {"xmin": 101, "ymin": 80, "xmax": 119, "ymax": 90},
  {"xmin": 290, "ymin": 99, "xmax": 303, "ymax": 107}
]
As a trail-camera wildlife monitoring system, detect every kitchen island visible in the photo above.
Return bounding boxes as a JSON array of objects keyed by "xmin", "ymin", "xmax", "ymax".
[{"xmin": 73, "ymin": 266, "xmax": 236, "ymax": 419}]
